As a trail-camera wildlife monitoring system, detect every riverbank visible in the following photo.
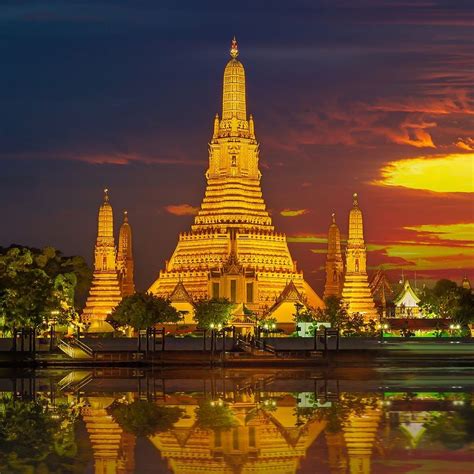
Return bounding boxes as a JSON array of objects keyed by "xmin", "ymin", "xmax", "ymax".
[{"xmin": 1, "ymin": 337, "xmax": 473, "ymax": 368}]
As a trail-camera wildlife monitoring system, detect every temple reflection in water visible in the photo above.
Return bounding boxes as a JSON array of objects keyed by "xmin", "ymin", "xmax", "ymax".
[{"xmin": 0, "ymin": 370, "xmax": 473, "ymax": 473}]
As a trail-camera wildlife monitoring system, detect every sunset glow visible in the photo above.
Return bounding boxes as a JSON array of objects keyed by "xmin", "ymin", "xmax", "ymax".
[{"xmin": 376, "ymin": 154, "xmax": 474, "ymax": 193}]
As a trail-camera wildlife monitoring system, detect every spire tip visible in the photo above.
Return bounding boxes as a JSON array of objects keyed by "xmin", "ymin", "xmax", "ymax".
[{"xmin": 230, "ymin": 36, "xmax": 239, "ymax": 58}]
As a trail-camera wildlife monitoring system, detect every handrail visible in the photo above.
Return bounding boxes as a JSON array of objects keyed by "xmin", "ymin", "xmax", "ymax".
[{"xmin": 73, "ymin": 338, "xmax": 94, "ymax": 357}]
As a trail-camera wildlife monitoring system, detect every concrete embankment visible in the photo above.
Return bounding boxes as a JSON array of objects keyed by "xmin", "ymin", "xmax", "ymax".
[{"xmin": 1, "ymin": 337, "xmax": 473, "ymax": 368}]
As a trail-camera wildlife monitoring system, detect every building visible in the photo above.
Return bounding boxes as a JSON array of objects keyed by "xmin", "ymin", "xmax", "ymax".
[
  {"xmin": 393, "ymin": 280, "xmax": 421, "ymax": 317},
  {"xmin": 324, "ymin": 213, "xmax": 344, "ymax": 300},
  {"xmin": 149, "ymin": 38, "xmax": 323, "ymax": 325},
  {"xmin": 82, "ymin": 189, "xmax": 135, "ymax": 332},
  {"xmin": 341, "ymin": 193, "xmax": 377, "ymax": 320}
]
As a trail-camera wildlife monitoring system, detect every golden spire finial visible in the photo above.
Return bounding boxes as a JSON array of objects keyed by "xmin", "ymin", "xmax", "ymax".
[
  {"xmin": 104, "ymin": 188, "xmax": 109, "ymax": 203},
  {"xmin": 230, "ymin": 36, "xmax": 239, "ymax": 58},
  {"xmin": 332, "ymin": 212, "xmax": 336, "ymax": 224},
  {"xmin": 352, "ymin": 192, "xmax": 359, "ymax": 207},
  {"xmin": 123, "ymin": 210, "xmax": 128, "ymax": 223}
]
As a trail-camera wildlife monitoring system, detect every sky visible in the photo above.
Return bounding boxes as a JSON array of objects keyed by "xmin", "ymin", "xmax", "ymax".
[{"xmin": 0, "ymin": 0, "xmax": 473, "ymax": 295}]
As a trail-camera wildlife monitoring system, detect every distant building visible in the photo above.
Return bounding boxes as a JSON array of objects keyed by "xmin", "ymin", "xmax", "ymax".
[{"xmin": 393, "ymin": 280, "xmax": 421, "ymax": 317}]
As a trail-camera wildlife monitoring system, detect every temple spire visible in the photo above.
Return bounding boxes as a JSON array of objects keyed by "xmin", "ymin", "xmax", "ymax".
[
  {"xmin": 324, "ymin": 212, "xmax": 344, "ymax": 299},
  {"xmin": 222, "ymin": 36, "xmax": 246, "ymax": 122},
  {"xmin": 341, "ymin": 193, "xmax": 377, "ymax": 320},
  {"xmin": 82, "ymin": 189, "xmax": 121, "ymax": 332},
  {"xmin": 117, "ymin": 210, "xmax": 135, "ymax": 297},
  {"xmin": 230, "ymin": 36, "xmax": 239, "ymax": 58}
]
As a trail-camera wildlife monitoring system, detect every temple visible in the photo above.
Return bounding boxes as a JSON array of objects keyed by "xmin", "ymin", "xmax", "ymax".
[
  {"xmin": 393, "ymin": 279, "xmax": 421, "ymax": 317},
  {"xmin": 82, "ymin": 190, "xmax": 135, "ymax": 332},
  {"xmin": 341, "ymin": 194, "xmax": 377, "ymax": 320},
  {"xmin": 149, "ymin": 38, "xmax": 323, "ymax": 323},
  {"xmin": 117, "ymin": 211, "xmax": 135, "ymax": 297},
  {"xmin": 324, "ymin": 213, "xmax": 344, "ymax": 299}
]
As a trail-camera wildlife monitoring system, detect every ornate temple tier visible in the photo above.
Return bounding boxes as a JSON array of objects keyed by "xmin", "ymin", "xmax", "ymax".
[
  {"xmin": 149, "ymin": 38, "xmax": 323, "ymax": 319},
  {"xmin": 341, "ymin": 194, "xmax": 377, "ymax": 320}
]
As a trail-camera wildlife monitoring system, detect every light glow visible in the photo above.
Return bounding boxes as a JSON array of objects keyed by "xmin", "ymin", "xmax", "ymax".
[{"xmin": 375, "ymin": 153, "xmax": 474, "ymax": 193}]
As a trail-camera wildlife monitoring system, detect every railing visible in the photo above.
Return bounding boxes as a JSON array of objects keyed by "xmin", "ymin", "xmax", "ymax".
[
  {"xmin": 73, "ymin": 338, "xmax": 94, "ymax": 357},
  {"xmin": 57, "ymin": 338, "xmax": 94, "ymax": 359}
]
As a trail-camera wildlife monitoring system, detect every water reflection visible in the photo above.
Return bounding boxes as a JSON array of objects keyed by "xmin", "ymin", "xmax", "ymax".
[{"xmin": 0, "ymin": 370, "xmax": 473, "ymax": 473}]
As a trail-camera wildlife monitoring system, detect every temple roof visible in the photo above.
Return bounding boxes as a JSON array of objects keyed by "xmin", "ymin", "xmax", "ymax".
[
  {"xmin": 169, "ymin": 280, "xmax": 194, "ymax": 303},
  {"xmin": 393, "ymin": 280, "xmax": 420, "ymax": 306}
]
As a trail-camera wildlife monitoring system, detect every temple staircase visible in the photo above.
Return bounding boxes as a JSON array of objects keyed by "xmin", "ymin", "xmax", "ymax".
[
  {"xmin": 235, "ymin": 337, "xmax": 277, "ymax": 357},
  {"xmin": 58, "ymin": 338, "xmax": 94, "ymax": 359},
  {"xmin": 57, "ymin": 370, "xmax": 93, "ymax": 392}
]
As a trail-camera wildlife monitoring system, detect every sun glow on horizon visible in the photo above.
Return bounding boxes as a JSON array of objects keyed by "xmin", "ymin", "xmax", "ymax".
[{"xmin": 375, "ymin": 153, "xmax": 474, "ymax": 193}]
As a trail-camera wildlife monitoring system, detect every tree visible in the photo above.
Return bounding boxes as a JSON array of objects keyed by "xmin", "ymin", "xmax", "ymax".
[
  {"xmin": 0, "ymin": 246, "xmax": 84, "ymax": 351},
  {"xmin": 195, "ymin": 400, "xmax": 237, "ymax": 431},
  {"xmin": 110, "ymin": 292, "xmax": 180, "ymax": 351},
  {"xmin": 0, "ymin": 247, "xmax": 79, "ymax": 352},
  {"xmin": 111, "ymin": 400, "xmax": 184, "ymax": 437},
  {"xmin": 0, "ymin": 397, "xmax": 84, "ymax": 472},
  {"xmin": 316, "ymin": 296, "xmax": 349, "ymax": 328},
  {"xmin": 193, "ymin": 298, "xmax": 234, "ymax": 330},
  {"xmin": 419, "ymin": 279, "xmax": 474, "ymax": 332},
  {"xmin": 293, "ymin": 302, "xmax": 316, "ymax": 323}
]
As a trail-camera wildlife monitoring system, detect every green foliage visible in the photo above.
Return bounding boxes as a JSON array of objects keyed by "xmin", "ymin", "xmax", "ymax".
[
  {"xmin": 193, "ymin": 298, "xmax": 234, "ymax": 329},
  {"xmin": 293, "ymin": 302, "xmax": 316, "ymax": 323},
  {"xmin": 425, "ymin": 396, "xmax": 474, "ymax": 449},
  {"xmin": 0, "ymin": 246, "xmax": 86, "ymax": 337},
  {"xmin": 318, "ymin": 393, "xmax": 379, "ymax": 433},
  {"xmin": 419, "ymin": 279, "xmax": 474, "ymax": 328},
  {"xmin": 112, "ymin": 400, "xmax": 184, "ymax": 437},
  {"xmin": 316, "ymin": 296, "xmax": 348, "ymax": 328},
  {"xmin": 110, "ymin": 292, "xmax": 180, "ymax": 331},
  {"xmin": 0, "ymin": 397, "xmax": 84, "ymax": 473},
  {"xmin": 195, "ymin": 400, "xmax": 238, "ymax": 431}
]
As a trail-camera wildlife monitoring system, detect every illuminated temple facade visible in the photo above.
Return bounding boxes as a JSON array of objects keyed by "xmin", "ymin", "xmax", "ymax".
[
  {"xmin": 82, "ymin": 190, "xmax": 135, "ymax": 332},
  {"xmin": 149, "ymin": 39, "xmax": 323, "ymax": 320},
  {"xmin": 341, "ymin": 194, "xmax": 377, "ymax": 320}
]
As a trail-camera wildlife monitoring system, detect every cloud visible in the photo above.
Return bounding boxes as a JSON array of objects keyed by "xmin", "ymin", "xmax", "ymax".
[
  {"xmin": 403, "ymin": 223, "xmax": 474, "ymax": 245},
  {"xmin": 164, "ymin": 204, "xmax": 199, "ymax": 216},
  {"xmin": 455, "ymin": 137, "xmax": 474, "ymax": 151},
  {"xmin": 374, "ymin": 153, "xmax": 474, "ymax": 193},
  {"xmin": 280, "ymin": 208, "xmax": 309, "ymax": 217},
  {"xmin": 287, "ymin": 233, "xmax": 327, "ymax": 244},
  {"xmin": 0, "ymin": 151, "xmax": 202, "ymax": 166}
]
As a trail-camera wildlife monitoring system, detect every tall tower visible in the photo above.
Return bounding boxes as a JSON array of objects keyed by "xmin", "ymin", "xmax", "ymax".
[
  {"xmin": 148, "ymin": 38, "xmax": 323, "ymax": 322},
  {"xmin": 324, "ymin": 213, "xmax": 344, "ymax": 299},
  {"xmin": 341, "ymin": 193, "xmax": 377, "ymax": 320},
  {"xmin": 82, "ymin": 189, "xmax": 122, "ymax": 331},
  {"xmin": 117, "ymin": 210, "xmax": 135, "ymax": 297}
]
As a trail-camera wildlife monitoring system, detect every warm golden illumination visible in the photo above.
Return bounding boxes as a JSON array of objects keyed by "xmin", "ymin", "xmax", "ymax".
[
  {"xmin": 341, "ymin": 194, "xmax": 377, "ymax": 320},
  {"xmin": 376, "ymin": 153, "xmax": 474, "ymax": 193},
  {"xmin": 148, "ymin": 38, "xmax": 323, "ymax": 323},
  {"xmin": 82, "ymin": 189, "xmax": 122, "ymax": 330}
]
